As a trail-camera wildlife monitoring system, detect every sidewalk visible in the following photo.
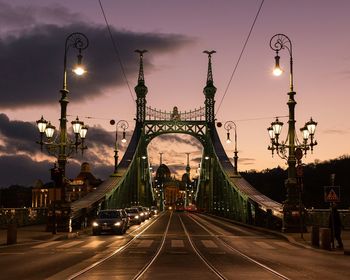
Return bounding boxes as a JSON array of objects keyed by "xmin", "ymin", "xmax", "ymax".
[
  {"xmin": 282, "ymin": 226, "xmax": 350, "ymax": 255},
  {"xmin": 0, "ymin": 224, "xmax": 87, "ymax": 246}
]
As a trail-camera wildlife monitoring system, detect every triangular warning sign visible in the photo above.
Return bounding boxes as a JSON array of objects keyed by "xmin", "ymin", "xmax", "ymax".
[{"xmin": 326, "ymin": 189, "xmax": 339, "ymax": 201}]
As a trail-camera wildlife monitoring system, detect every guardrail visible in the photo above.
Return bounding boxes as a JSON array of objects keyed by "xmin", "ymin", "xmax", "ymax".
[
  {"xmin": 0, "ymin": 208, "xmax": 47, "ymax": 228},
  {"xmin": 306, "ymin": 208, "xmax": 350, "ymax": 229}
]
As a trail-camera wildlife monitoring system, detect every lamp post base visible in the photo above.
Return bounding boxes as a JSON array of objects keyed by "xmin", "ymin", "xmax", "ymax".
[
  {"xmin": 46, "ymin": 202, "xmax": 72, "ymax": 233},
  {"xmin": 282, "ymin": 204, "xmax": 307, "ymax": 233},
  {"xmin": 282, "ymin": 178, "xmax": 307, "ymax": 233}
]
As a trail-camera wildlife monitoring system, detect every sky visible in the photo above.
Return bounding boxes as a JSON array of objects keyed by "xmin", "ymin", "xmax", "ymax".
[{"xmin": 0, "ymin": 0, "xmax": 350, "ymax": 187}]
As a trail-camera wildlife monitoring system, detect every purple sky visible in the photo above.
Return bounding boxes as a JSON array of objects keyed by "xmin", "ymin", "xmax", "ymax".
[{"xmin": 1, "ymin": 0, "xmax": 350, "ymax": 187}]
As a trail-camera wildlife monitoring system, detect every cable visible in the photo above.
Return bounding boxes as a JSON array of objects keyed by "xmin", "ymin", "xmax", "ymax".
[
  {"xmin": 231, "ymin": 115, "xmax": 288, "ymax": 123},
  {"xmin": 98, "ymin": 0, "xmax": 135, "ymax": 102},
  {"xmin": 215, "ymin": 0, "xmax": 265, "ymax": 116}
]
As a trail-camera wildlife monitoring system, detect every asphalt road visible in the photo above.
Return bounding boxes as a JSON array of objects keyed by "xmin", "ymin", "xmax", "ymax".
[{"xmin": 0, "ymin": 211, "xmax": 349, "ymax": 280}]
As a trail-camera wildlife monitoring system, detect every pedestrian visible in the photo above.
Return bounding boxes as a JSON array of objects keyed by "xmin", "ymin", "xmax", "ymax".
[{"xmin": 329, "ymin": 203, "xmax": 343, "ymax": 249}]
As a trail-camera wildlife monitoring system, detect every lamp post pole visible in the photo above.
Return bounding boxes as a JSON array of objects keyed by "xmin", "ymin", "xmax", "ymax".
[
  {"xmin": 224, "ymin": 121, "xmax": 238, "ymax": 175},
  {"xmin": 269, "ymin": 34, "xmax": 317, "ymax": 232},
  {"xmin": 110, "ymin": 120, "xmax": 129, "ymax": 174},
  {"xmin": 59, "ymin": 33, "xmax": 89, "ymax": 179},
  {"xmin": 36, "ymin": 32, "xmax": 89, "ymax": 233}
]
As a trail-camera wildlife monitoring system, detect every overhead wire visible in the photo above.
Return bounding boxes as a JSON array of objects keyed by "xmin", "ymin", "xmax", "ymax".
[
  {"xmin": 215, "ymin": 0, "xmax": 265, "ymax": 117},
  {"xmin": 98, "ymin": 0, "xmax": 135, "ymax": 102}
]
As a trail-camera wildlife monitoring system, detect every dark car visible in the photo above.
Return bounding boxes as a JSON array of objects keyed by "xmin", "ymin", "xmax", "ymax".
[
  {"xmin": 142, "ymin": 207, "xmax": 150, "ymax": 219},
  {"xmin": 150, "ymin": 206, "xmax": 158, "ymax": 216},
  {"xmin": 125, "ymin": 208, "xmax": 141, "ymax": 225},
  {"xmin": 92, "ymin": 209, "xmax": 128, "ymax": 235},
  {"xmin": 131, "ymin": 206, "xmax": 146, "ymax": 222}
]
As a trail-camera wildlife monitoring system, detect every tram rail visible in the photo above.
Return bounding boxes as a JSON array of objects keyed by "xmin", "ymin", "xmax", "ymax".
[{"xmin": 187, "ymin": 213, "xmax": 291, "ymax": 280}]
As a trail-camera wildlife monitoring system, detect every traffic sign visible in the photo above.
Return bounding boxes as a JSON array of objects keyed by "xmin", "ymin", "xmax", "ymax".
[{"xmin": 324, "ymin": 186, "xmax": 340, "ymax": 202}]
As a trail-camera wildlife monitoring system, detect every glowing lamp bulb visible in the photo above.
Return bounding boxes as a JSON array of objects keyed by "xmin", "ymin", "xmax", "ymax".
[{"xmin": 73, "ymin": 66, "xmax": 85, "ymax": 76}]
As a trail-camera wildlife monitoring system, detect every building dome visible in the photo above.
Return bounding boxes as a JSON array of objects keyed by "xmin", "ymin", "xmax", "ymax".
[
  {"xmin": 81, "ymin": 162, "xmax": 91, "ymax": 173},
  {"xmin": 156, "ymin": 164, "xmax": 171, "ymax": 180}
]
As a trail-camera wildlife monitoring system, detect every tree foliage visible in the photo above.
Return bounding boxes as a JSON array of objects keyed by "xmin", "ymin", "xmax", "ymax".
[{"xmin": 241, "ymin": 155, "xmax": 350, "ymax": 209}]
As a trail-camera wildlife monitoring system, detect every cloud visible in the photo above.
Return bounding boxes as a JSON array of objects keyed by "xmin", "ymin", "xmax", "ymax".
[
  {"xmin": 238, "ymin": 157, "xmax": 256, "ymax": 165},
  {"xmin": 0, "ymin": 2, "xmax": 82, "ymax": 33},
  {"xmin": 0, "ymin": 154, "xmax": 53, "ymax": 187},
  {"xmin": 0, "ymin": 113, "xmax": 118, "ymax": 187},
  {"xmin": 322, "ymin": 129, "xmax": 348, "ymax": 135},
  {"xmin": 149, "ymin": 134, "xmax": 203, "ymax": 150},
  {"xmin": 0, "ymin": 113, "xmax": 39, "ymax": 155},
  {"xmin": 0, "ymin": 5, "xmax": 192, "ymax": 109}
]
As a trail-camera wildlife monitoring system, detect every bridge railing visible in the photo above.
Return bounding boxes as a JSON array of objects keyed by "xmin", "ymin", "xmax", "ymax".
[
  {"xmin": 0, "ymin": 208, "xmax": 47, "ymax": 228},
  {"xmin": 146, "ymin": 106, "xmax": 205, "ymax": 121}
]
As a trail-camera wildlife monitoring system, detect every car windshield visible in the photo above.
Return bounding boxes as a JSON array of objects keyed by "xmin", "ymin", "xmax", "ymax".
[
  {"xmin": 98, "ymin": 211, "xmax": 120, "ymax": 219},
  {"xmin": 125, "ymin": 208, "xmax": 138, "ymax": 213}
]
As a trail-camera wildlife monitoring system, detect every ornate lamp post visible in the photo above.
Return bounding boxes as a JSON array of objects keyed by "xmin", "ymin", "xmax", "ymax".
[
  {"xmin": 268, "ymin": 33, "xmax": 317, "ymax": 232},
  {"xmin": 36, "ymin": 32, "xmax": 89, "ymax": 233},
  {"xmin": 110, "ymin": 119, "xmax": 129, "ymax": 173},
  {"xmin": 224, "ymin": 121, "xmax": 238, "ymax": 175}
]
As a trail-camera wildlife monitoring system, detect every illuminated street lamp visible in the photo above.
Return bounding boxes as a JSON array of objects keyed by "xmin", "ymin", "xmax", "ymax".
[
  {"xmin": 224, "ymin": 121, "xmax": 238, "ymax": 175},
  {"xmin": 110, "ymin": 119, "xmax": 129, "ymax": 173},
  {"xmin": 268, "ymin": 33, "xmax": 317, "ymax": 232},
  {"xmin": 36, "ymin": 32, "xmax": 89, "ymax": 233}
]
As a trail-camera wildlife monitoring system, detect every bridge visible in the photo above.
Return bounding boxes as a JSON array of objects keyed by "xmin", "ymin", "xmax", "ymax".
[{"xmin": 70, "ymin": 50, "xmax": 282, "ymax": 230}]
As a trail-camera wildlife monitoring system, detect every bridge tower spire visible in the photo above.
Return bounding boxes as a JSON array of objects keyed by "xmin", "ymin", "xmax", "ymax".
[
  {"xmin": 135, "ymin": 49, "xmax": 148, "ymax": 124},
  {"xmin": 203, "ymin": 50, "xmax": 217, "ymax": 124}
]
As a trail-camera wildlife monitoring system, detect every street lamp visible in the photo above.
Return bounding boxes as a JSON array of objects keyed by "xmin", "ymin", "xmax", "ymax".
[
  {"xmin": 268, "ymin": 33, "xmax": 317, "ymax": 232},
  {"xmin": 36, "ymin": 32, "xmax": 89, "ymax": 233},
  {"xmin": 110, "ymin": 119, "xmax": 129, "ymax": 173},
  {"xmin": 36, "ymin": 32, "xmax": 89, "ymax": 183},
  {"xmin": 224, "ymin": 121, "xmax": 238, "ymax": 175}
]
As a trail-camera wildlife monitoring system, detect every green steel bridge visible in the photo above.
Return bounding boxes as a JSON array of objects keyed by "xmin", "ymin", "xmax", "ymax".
[{"xmin": 70, "ymin": 50, "xmax": 283, "ymax": 229}]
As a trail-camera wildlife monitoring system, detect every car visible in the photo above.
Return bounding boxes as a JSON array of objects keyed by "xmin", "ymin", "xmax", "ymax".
[
  {"xmin": 142, "ymin": 207, "xmax": 150, "ymax": 219},
  {"xmin": 125, "ymin": 208, "xmax": 141, "ymax": 225},
  {"xmin": 92, "ymin": 209, "xmax": 128, "ymax": 235},
  {"xmin": 150, "ymin": 206, "xmax": 158, "ymax": 216},
  {"xmin": 131, "ymin": 206, "xmax": 146, "ymax": 222}
]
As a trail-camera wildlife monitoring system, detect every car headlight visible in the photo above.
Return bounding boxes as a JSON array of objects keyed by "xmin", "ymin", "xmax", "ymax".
[
  {"xmin": 140, "ymin": 213, "xmax": 144, "ymax": 216},
  {"xmin": 114, "ymin": 222, "xmax": 121, "ymax": 226},
  {"xmin": 92, "ymin": 221, "xmax": 99, "ymax": 227},
  {"xmin": 135, "ymin": 215, "xmax": 139, "ymax": 219}
]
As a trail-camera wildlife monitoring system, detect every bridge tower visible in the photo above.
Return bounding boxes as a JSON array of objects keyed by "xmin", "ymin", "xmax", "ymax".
[
  {"xmin": 203, "ymin": 50, "xmax": 217, "ymax": 126},
  {"xmin": 135, "ymin": 49, "xmax": 148, "ymax": 126}
]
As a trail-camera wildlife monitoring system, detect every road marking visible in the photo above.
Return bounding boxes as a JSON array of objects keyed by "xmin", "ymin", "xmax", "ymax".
[
  {"xmin": 32, "ymin": 241, "xmax": 62, "ymax": 248},
  {"xmin": 107, "ymin": 239, "xmax": 125, "ymax": 247},
  {"xmin": 137, "ymin": 239, "xmax": 154, "ymax": 248},
  {"xmin": 57, "ymin": 241, "xmax": 84, "ymax": 248},
  {"xmin": 82, "ymin": 240, "xmax": 105, "ymax": 248},
  {"xmin": 201, "ymin": 240, "xmax": 218, "ymax": 248},
  {"xmin": 171, "ymin": 239, "xmax": 184, "ymax": 248},
  {"xmin": 254, "ymin": 241, "xmax": 275, "ymax": 249}
]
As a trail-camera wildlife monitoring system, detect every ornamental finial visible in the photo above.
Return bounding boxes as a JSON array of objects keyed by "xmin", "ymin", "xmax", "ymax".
[
  {"xmin": 203, "ymin": 50, "xmax": 216, "ymax": 85},
  {"xmin": 135, "ymin": 49, "xmax": 148, "ymax": 84}
]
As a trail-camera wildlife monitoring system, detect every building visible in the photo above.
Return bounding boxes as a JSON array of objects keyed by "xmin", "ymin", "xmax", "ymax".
[{"xmin": 66, "ymin": 162, "xmax": 103, "ymax": 202}]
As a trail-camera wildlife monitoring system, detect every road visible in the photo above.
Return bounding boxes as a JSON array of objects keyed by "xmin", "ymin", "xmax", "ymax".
[{"xmin": 0, "ymin": 211, "xmax": 349, "ymax": 279}]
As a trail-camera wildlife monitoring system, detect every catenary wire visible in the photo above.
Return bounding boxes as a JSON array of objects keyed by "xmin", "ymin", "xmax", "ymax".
[
  {"xmin": 215, "ymin": 0, "xmax": 265, "ymax": 117},
  {"xmin": 98, "ymin": 0, "xmax": 135, "ymax": 102}
]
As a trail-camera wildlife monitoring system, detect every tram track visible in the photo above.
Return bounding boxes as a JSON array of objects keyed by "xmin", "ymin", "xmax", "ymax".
[
  {"xmin": 67, "ymin": 211, "xmax": 168, "ymax": 280},
  {"xmin": 179, "ymin": 215, "xmax": 227, "ymax": 280},
  {"xmin": 187, "ymin": 213, "xmax": 291, "ymax": 280},
  {"xmin": 66, "ymin": 211, "xmax": 291, "ymax": 280}
]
